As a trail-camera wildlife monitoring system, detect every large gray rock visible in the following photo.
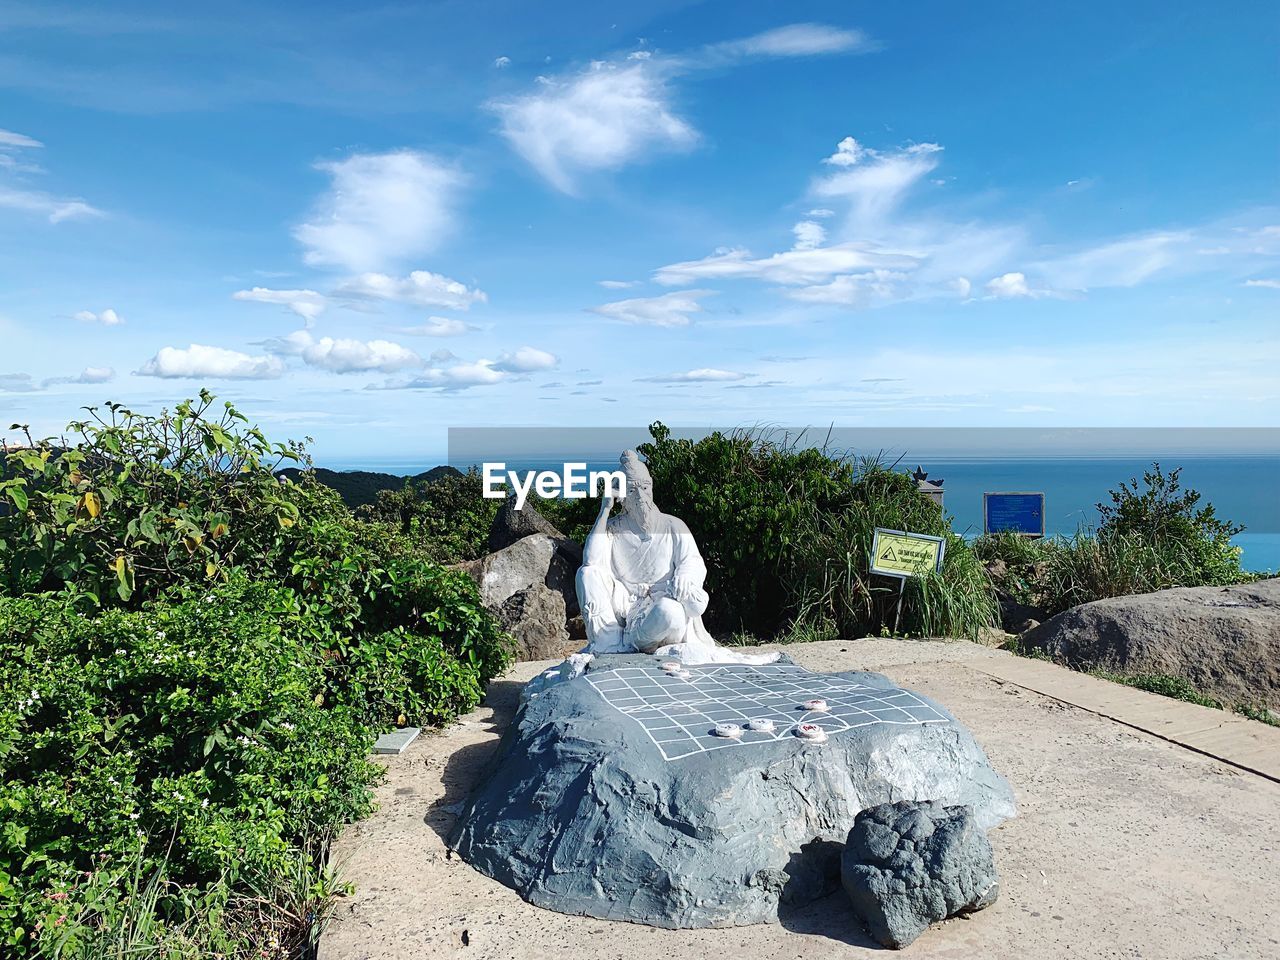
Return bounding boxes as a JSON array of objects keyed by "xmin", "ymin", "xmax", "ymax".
[
  {"xmin": 453, "ymin": 534, "xmax": 582, "ymax": 660},
  {"xmin": 488, "ymin": 497, "xmax": 580, "ymax": 558},
  {"xmin": 842, "ymin": 800, "xmax": 999, "ymax": 949},
  {"xmin": 453, "ymin": 655, "xmax": 1015, "ymax": 928},
  {"xmin": 1023, "ymin": 578, "xmax": 1280, "ymax": 710}
]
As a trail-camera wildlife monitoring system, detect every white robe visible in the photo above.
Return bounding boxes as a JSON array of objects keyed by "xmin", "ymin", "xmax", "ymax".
[{"xmin": 577, "ymin": 511, "xmax": 777, "ymax": 666}]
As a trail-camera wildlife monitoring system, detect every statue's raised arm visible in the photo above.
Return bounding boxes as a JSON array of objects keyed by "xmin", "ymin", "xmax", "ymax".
[{"xmin": 575, "ymin": 450, "xmax": 777, "ymax": 665}]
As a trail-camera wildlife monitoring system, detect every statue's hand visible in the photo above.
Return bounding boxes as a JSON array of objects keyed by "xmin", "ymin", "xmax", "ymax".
[
  {"xmin": 597, "ymin": 493, "xmax": 615, "ymax": 515},
  {"xmin": 673, "ymin": 572, "xmax": 701, "ymax": 602}
]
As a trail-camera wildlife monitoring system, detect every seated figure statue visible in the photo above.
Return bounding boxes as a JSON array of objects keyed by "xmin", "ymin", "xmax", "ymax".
[{"xmin": 575, "ymin": 450, "xmax": 776, "ymax": 665}]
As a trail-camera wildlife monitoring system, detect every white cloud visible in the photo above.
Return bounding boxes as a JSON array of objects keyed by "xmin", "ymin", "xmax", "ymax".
[
  {"xmin": 232, "ymin": 287, "xmax": 326, "ymax": 323},
  {"xmin": 655, "ymin": 244, "xmax": 911, "ymax": 286},
  {"xmin": 73, "ymin": 307, "xmax": 123, "ymax": 325},
  {"xmin": 792, "ymin": 219, "xmax": 826, "ymax": 250},
  {"xmin": 1244, "ymin": 278, "xmax": 1280, "ymax": 289},
  {"xmin": 267, "ymin": 330, "xmax": 423, "ymax": 374},
  {"xmin": 1033, "ymin": 231, "xmax": 1190, "ymax": 291},
  {"xmin": 294, "ymin": 151, "xmax": 464, "ymax": 272},
  {"xmin": 0, "ymin": 373, "xmax": 38, "ymax": 392},
  {"xmin": 0, "ymin": 126, "xmax": 103, "ymax": 223},
  {"xmin": 823, "ymin": 136, "xmax": 867, "ymax": 168},
  {"xmin": 788, "ymin": 269, "xmax": 910, "ymax": 307},
  {"xmin": 0, "ymin": 188, "xmax": 103, "ymax": 224},
  {"xmin": 76, "ymin": 365, "xmax": 114, "ymax": 383},
  {"xmin": 383, "ymin": 362, "xmax": 506, "ymax": 391},
  {"xmin": 650, "ymin": 135, "xmax": 1028, "ymax": 310},
  {"xmin": 42, "ymin": 366, "xmax": 116, "ymax": 387},
  {"xmin": 372, "ymin": 343, "xmax": 560, "ymax": 390},
  {"xmin": 589, "ymin": 289, "xmax": 714, "ymax": 327},
  {"xmin": 492, "ymin": 60, "xmax": 697, "ymax": 194},
  {"xmin": 638, "ymin": 368, "xmax": 750, "ymax": 383},
  {"xmin": 138, "ymin": 345, "xmax": 284, "ymax": 380},
  {"xmin": 813, "ymin": 140, "xmax": 943, "ymax": 226},
  {"xmin": 598, "ymin": 279, "xmax": 641, "ymax": 289},
  {"xmin": 399, "ymin": 316, "xmax": 473, "ymax": 336},
  {"xmin": 492, "ymin": 346, "xmax": 558, "ymax": 372},
  {"xmin": 985, "ymin": 272, "xmax": 1032, "ymax": 299},
  {"xmin": 492, "ymin": 25, "xmax": 869, "ymax": 193},
  {"xmin": 494, "ymin": 56, "xmax": 511, "ymax": 68},
  {"xmin": 332, "ymin": 270, "xmax": 486, "ymax": 310},
  {"xmin": 0, "ymin": 129, "xmax": 43, "ymax": 149},
  {"xmin": 705, "ymin": 24, "xmax": 872, "ymax": 60}
]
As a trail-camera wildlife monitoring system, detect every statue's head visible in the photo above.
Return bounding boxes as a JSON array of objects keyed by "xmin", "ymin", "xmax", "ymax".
[{"xmin": 619, "ymin": 449, "xmax": 658, "ymax": 527}]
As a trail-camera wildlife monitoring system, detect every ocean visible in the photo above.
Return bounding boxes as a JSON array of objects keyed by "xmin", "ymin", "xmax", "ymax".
[{"xmin": 322, "ymin": 454, "xmax": 1280, "ymax": 573}]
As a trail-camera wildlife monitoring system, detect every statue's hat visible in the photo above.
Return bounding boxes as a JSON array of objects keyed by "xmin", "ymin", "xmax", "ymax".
[{"xmin": 620, "ymin": 449, "xmax": 651, "ymax": 484}]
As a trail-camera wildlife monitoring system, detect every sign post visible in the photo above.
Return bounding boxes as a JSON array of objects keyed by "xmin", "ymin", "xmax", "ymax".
[
  {"xmin": 983, "ymin": 492, "xmax": 1046, "ymax": 537},
  {"xmin": 869, "ymin": 528, "xmax": 947, "ymax": 633}
]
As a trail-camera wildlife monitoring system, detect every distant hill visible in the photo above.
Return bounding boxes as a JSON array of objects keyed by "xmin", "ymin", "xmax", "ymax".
[{"xmin": 276, "ymin": 465, "xmax": 463, "ymax": 510}]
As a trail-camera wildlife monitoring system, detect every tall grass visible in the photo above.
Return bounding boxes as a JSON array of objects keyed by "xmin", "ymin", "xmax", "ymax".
[
  {"xmin": 778, "ymin": 461, "xmax": 997, "ymax": 641},
  {"xmin": 976, "ymin": 527, "xmax": 1239, "ymax": 618}
]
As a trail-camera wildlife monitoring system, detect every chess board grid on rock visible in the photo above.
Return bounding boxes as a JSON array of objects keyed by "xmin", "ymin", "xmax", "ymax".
[{"xmin": 584, "ymin": 662, "xmax": 949, "ymax": 761}]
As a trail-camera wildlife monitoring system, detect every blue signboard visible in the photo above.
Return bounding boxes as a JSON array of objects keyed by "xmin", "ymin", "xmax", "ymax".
[{"xmin": 984, "ymin": 492, "xmax": 1045, "ymax": 537}]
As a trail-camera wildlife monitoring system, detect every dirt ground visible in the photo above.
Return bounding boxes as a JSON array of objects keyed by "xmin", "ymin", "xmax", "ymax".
[{"xmin": 319, "ymin": 640, "xmax": 1280, "ymax": 960}]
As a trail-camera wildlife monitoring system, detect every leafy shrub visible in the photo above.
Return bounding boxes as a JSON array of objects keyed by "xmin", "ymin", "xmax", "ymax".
[
  {"xmin": 0, "ymin": 394, "xmax": 514, "ymax": 957},
  {"xmin": 359, "ymin": 469, "xmax": 499, "ymax": 565},
  {"xmin": 638, "ymin": 423, "xmax": 996, "ymax": 640},
  {"xmin": 975, "ymin": 462, "xmax": 1251, "ymax": 618},
  {"xmin": 1097, "ymin": 462, "xmax": 1245, "ymax": 585},
  {"xmin": 0, "ymin": 579, "xmax": 378, "ymax": 953},
  {"xmin": 0, "ymin": 393, "xmax": 304, "ymax": 604}
]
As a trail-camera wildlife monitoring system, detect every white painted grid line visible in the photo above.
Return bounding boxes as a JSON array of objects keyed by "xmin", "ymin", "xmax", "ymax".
[{"xmin": 584, "ymin": 663, "xmax": 949, "ymax": 761}]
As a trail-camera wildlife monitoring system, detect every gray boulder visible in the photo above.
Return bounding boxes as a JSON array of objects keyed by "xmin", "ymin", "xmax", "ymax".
[
  {"xmin": 453, "ymin": 655, "xmax": 1015, "ymax": 928},
  {"xmin": 488, "ymin": 497, "xmax": 579, "ymax": 557},
  {"xmin": 453, "ymin": 533, "xmax": 582, "ymax": 660},
  {"xmin": 842, "ymin": 800, "xmax": 999, "ymax": 948},
  {"xmin": 1023, "ymin": 578, "xmax": 1280, "ymax": 710}
]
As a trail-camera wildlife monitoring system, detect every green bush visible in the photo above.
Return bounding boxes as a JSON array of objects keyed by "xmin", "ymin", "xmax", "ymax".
[
  {"xmin": 0, "ymin": 393, "xmax": 304, "ymax": 604},
  {"xmin": 975, "ymin": 462, "xmax": 1252, "ymax": 618},
  {"xmin": 0, "ymin": 579, "xmax": 378, "ymax": 954},
  {"xmin": 0, "ymin": 395, "xmax": 514, "ymax": 957},
  {"xmin": 359, "ymin": 469, "xmax": 499, "ymax": 565},
  {"xmin": 637, "ymin": 423, "xmax": 996, "ymax": 640},
  {"xmin": 1097, "ymin": 462, "xmax": 1245, "ymax": 585}
]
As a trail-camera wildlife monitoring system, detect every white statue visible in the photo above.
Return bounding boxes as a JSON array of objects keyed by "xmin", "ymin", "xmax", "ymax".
[{"xmin": 576, "ymin": 450, "xmax": 777, "ymax": 665}]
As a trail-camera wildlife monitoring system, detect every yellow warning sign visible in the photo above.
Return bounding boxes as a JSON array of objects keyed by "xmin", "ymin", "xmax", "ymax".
[{"xmin": 870, "ymin": 528, "xmax": 945, "ymax": 578}]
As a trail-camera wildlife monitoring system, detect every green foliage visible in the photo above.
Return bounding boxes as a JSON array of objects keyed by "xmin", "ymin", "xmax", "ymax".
[
  {"xmin": 638, "ymin": 423, "xmax": 997, "ymax": 640},
  {"xmin": 0, "ymin": 395, "xmax": 514, "ymax": 957},
  {"xmin": 360, "ymin": 469, "xmax": 499, "ymax": 565},
  {"xmin": 0, "ymin": 580, "xmax": 377, "ymax": 955},
  {"xmin": 1, "ymin": 392, "xmax": 304, "ymax": 604},
  {"xmin": 1234, "ymin": 703, "xmax": 1280, "ymax": 727},
  {"xmin": 975, "ymin": 463, "xmax": 1252, "ymax": 617},
  {"xmin": 278, "ymin": 464, "xmax": 461, "ymax": 510},
  {"xmin": 1097, "ymin": 462, "xmax": 1245, "ymax": 586},
  {"xmin": 1090, "ymin": 670, "xmax": 1224, "ymax": 709}
]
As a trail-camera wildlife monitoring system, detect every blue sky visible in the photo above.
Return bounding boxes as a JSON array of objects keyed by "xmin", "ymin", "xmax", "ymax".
[{"xmin": 1, "ymin": 0, "xmax": 1277, "ymax": 464}]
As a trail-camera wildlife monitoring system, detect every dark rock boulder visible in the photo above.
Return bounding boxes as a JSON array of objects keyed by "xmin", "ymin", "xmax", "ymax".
[
  {"xmin": 488, "ymin": 497, "xmax": 574, "ymax": 555},
  {"xmin": 452, "ymin": 533, "xmax": 582, "ymax": 661},
  {"xmin": 1022, "ymin": 578, "xmax": 1280, "ymax": 710},
  {"xmin": 842, "ymin": 800, "xmax": 999, "ymax": 949}
]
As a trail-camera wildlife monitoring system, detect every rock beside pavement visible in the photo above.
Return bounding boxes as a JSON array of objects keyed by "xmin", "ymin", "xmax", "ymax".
[
  {"xmin": 1022, "ymin": 577, "xmax": 1280, "ymax": 711},
  {"xmin": 842, "ymin": 800, "xmax": 999, "ymax": 949}
]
